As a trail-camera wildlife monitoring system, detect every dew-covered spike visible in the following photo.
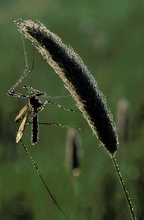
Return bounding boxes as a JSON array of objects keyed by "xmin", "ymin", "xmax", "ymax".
[{"xmin": 14, "ymin": 19, "xmax": 118, "ymax": 156}]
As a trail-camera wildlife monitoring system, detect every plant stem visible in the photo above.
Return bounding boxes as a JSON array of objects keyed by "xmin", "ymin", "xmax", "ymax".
[{"xmin": 112, "ymin": 156, "xmax": 137, "ymax": 220}]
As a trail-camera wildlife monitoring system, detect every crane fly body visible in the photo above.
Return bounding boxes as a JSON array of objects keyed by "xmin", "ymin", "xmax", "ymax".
[
  {"xmin": 15, "ymin": 87, "xmax": 47, "ymax": 145},
  {"xmin": 7, "ymin": 39, "xmax": 67, "ymax": 217}
]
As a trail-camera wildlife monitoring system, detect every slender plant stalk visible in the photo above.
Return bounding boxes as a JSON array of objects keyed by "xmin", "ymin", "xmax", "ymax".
[
  {"xmin": 66, "ymin": 128, "xmax": 81, "ymax": 218},
  {"xmin": 14, "ymin": 19, "xmax": 137, "ymax": 219},
  {"xmin": 112, "ymin": 157, "xmax": 136, "ymax": 220}
]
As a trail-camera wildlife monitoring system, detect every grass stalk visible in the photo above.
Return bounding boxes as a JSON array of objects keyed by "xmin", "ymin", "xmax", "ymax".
[
  {"xmin": 112, "ymin": 156, "xmax": 136, "ymax": 220},
  {"xmin": 14, "ymin": 19, "xmax": 137, "ymax": 219}
]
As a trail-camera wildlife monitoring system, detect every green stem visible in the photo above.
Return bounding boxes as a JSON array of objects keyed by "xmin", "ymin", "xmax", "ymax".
[{"xmin": 112, "ymin": 156, "xmax": 137, "ymax": 220}]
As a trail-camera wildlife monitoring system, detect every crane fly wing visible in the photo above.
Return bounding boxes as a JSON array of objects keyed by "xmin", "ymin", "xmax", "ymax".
[
  {"xmin": 15, "ymin": 105, "xmax": 28, "ymax": 122},
  {"xmin": 16, "ymin": 114, "xmax": 28, "ymax": 143}
]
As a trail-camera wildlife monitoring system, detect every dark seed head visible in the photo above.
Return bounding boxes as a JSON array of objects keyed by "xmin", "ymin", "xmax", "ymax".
[
  {"xmin": 65, "ymin": 128, "xmax": 81, "ymax": 176},
  {"xmin": 14, "ymin": 19, "xmax": 119, "ymax": 157}
]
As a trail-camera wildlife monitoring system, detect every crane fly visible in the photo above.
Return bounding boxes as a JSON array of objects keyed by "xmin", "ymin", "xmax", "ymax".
[
  {"xmin": 15, "ymin": 85, "xmax": 47, "ymax": 144},
  {"xmin": 7, "ymin": 40, "xmax": 83, "ymax": 218}
]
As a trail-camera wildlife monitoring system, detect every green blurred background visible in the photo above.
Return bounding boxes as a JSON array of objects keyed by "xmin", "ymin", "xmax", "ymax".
[{"xmin": 0, "ymin": 0, "xmax": 144, "ymax": 219}]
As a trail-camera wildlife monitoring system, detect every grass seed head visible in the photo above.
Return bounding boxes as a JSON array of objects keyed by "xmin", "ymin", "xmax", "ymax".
[{"xmin": 14, "ymin": 19, "xmax": 119, "ymax": 157}]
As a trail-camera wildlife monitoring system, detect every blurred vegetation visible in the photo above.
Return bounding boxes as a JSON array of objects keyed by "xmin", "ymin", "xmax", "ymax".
[{"xmin": 0, "ymin": 0, "xmax": 144, "ymax": 219}]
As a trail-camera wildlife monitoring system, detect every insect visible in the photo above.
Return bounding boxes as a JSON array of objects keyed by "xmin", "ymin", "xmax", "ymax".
[
  {"xmin": 7, "ymin": 40, "xmax": 68, "ymax": 217},
  {"xmin": 8, "ymin": 83, "xmax": 68, "ymax": 217},
  {"xmin": 14, "ymin": 85, "xmax": 47, "ymax": 144},
  {"xmin": 13, "ymin": 84, "xmax": 83, "ymax": 145},
  {"xmin": 7, "ymin": 39, "xmax": 84, "ymax": 218},
  {"xmin": 7, "ymin": 39, "xmax": 82, "ymax": 144}
]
